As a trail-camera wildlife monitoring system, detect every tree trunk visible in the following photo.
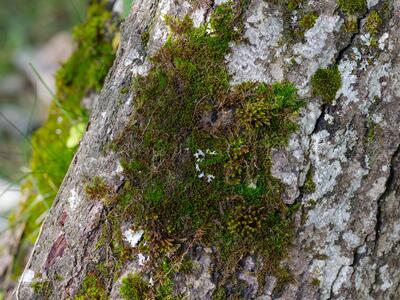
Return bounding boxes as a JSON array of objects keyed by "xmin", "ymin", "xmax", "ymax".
[{"xmin": 16, "ymin": 0, "xmax": 400, "ymax": 299}]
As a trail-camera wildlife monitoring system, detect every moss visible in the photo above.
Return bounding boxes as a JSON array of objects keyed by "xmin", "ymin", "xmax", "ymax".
[
  {"xmin": 302, "ymin": 166, "xmax": 316, "ymax": 193},
  {"xmin": 212, "ymin": 287, "xmax": 227, "ymax": 300},
  {"xmin": 75, "ymin": 274, "xmax": 107, "ymax": 300},
  {"xmin": 120, "ymin": 273, "xmax": 150, "ymax": 300},
  {"xmin": 337, "ymin": 0, "xmax": 366, "ymax": 15},
  {"xmin": 365, "ymin": 11, "xmax": 383, "ymax": 35},
  {"xmin": 286, "ymin": 0, "xmax": 304, "ymax": 11},
  {"xmin": 84, "ymin": 176, "xmax": 117, "ymax": 205},
  {"xmin": 311, "ymin": 278, "xmax": 320, "ymax": 286},
  {"xmin": 274, "ymin": 266, "xmax": 295, "ymax": 293},
  {"xmin": 31, "ymin": 280, "xmax": 52, "ymax": 299},
  {"xmin": 311, "ymin": 66, "xmax": 342, "ymax": 103},
  {"xmin": 120, "ymin": 86, "xmax": 130, "ymax": 94},
  {"xmin": 343, "ymin": 16, "xmax": 358, "ymax": 33},
  {"xmin": 298, "ymin": 11, "xmax": 318, "ymax": 31},
  {"xmin": 141, "ymin": 28, "xmax": 150, "ymax": 47},
  {"xmin": 108, "ymin": 0, "xmax": 305, "ymax": 294}
]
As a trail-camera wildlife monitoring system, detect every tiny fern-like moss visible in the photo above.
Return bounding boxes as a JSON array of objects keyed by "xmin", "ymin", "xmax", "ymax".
[{"xmin": 111, "ymin": 0, "xmax": 305, "ymax": 295}]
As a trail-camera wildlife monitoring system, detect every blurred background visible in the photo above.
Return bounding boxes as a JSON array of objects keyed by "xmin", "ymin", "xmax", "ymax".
[
  {"xmin": 0, "ymin": 0, "xmax": 92, "ymax": 230},
  {"xmin": 0, "ymin": 0, "xmax": 88, "ymax": 230}
]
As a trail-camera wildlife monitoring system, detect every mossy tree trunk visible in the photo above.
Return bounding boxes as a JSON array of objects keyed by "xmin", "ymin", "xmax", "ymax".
[{"xmin": 16, "ymin": 0, "xmax": 400, "ymax": 299}]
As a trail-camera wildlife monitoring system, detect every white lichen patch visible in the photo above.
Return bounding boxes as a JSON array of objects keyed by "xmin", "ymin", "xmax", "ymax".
[
  {"xmin": 300, "ymin": 102, "xmax": 322, "ymax": 135},
  {"xmin": 225, "ymin": 1, "xmax": 283, "ymax": 84},
  {"xmin": 21, "ymin": 269, "xmax": 35, "ymax": 284},
  {"xmin": 367, "ymin": 63, "xmax": 390, "ymax": 102},
  {"xmin": 332, "ymin": 265, "xmax": 353, "ymax": 295},
  {"xmin": 310, "ymin": 128, "xmax": 357, "ymax": 200},
  {"xmin": 294, "ymin": 15, "xmax": 342, "ymax": 61},
  {"xmin": 379, "ymin": 265, "xmax": 393, "ymax": 291},
  {"xmin": 367, "ymin": 177, "xmax": 387, "ymax": 200},
  {"xmin": 337, "ymin": 59, "xmax": 359, "ymax": 105},
  {"xmin": 367, "ymin": 0, "xmax": 380, "ymax": 9},
  {"xmin": 68, "ymin": 188, "xmax": 80, "ymax": 211},
  {"xmin": 123, "ymin": 229, "xmax": 144, "ymax": 248},
  {"xmin": 191, "ymin": 8, "xmax": 206, "ymax": 28},
  {"xmin": 378, "ymin": 33, "xmax": 389, "ymax": 50}
]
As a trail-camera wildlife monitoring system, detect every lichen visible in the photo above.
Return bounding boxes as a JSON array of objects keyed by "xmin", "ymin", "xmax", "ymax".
[{"xmin": 311, "ymin": 66, "xmax": 342, "ymax": 103}]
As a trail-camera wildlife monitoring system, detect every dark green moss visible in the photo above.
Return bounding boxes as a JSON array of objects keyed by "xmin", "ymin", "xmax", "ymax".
[
  {"xmin": 120, "ymin": 274, "xmax": 150, "ymax": 300},
  {"xmin": 337, "ymin": 0, "xmax": 366, "ymax": 15},
  {"xmin": 311, "ymin": 66, "xmax": 342, "ymax": 103}
]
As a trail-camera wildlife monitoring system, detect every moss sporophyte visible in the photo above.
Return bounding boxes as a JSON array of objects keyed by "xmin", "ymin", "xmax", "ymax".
[{"xmin": 111, "ymin": 1, "xmax": 305, "ymax": 296}]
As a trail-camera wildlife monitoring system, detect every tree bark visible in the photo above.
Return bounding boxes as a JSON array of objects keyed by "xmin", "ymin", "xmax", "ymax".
[{"xmin": 16, "ymin": 0, "xmax": 400, "ymax": 299}]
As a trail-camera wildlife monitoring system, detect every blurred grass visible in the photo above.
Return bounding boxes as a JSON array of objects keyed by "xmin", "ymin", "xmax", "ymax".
[{"xmin": 0, "ymin": 0, "xmax": 87, "ymax": 76}]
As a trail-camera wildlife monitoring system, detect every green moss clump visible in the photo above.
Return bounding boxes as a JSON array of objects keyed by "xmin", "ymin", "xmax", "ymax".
[
  {"xmin": 298, "ymin": 11, "xmax": 318, "ymax": 31},
  {"xmin": 311, "ymin": 66, "xmax": 342, "ymax": 103},
  {"xmin": 286, "ymin": 0, "xmax": 304, "ymax": 11},
  {"xmin": 32, "ymin": 280, "xmax": 52, "ymax": 299},
  {"xmin": 75, "ymin": 274, "xmax": 107, "ymax": 300},
  {"xmin": 365, "ymin": 11, "xmax": 383, "ymax": 35},
  {"xmin": 338, "ymin": 0, "xmax": 366, "ymax": 15},
  {"xmin": 120, "ymin": 274, "xmax": 150, "ymax": 300},
  {"xmin": 302, "ymin": 166, "xmax": 316, "ymax": 193},
  {"xmin": 111, "ymin": 0, "xmax": 305, "ymax": 294}
]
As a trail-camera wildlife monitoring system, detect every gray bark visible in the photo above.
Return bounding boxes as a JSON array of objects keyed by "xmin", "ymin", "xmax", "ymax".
[{"xmin": 16, "ymin": 0, "xmax": 400, "ymax": 299}]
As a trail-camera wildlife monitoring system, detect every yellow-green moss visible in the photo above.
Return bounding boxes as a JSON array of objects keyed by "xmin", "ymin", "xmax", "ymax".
[
  {"xmin": 337, "ymin": 0, "xmax": 366, "ymax": 15},
  {"xmin": 298, "ymin": 11, "xmax": 318, "ymax": 31},
  {"xmin": 311, "ymin": 66, "xmax": 342, "ymax": 103},
  {"xmin": 365, "ymin": 11, "xmax": 382, "ymax": 35},
  {"xmin": 75, "ymin": 274, "xmax": 107, "ymax": 300},
  {"xmin": 302, "ymin": 166, "xmax": 316, "ymax": 193},
  {"xmin": 311, "ymin": 278, "xmax": 321, "ymax": 286},
  {"xmin": 31, "ymin": 280, "xmax": 52, "ymax": 299},
  {"xmin": 120, "ymin": 274, "xmax": 150, "ymax": 300}
]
